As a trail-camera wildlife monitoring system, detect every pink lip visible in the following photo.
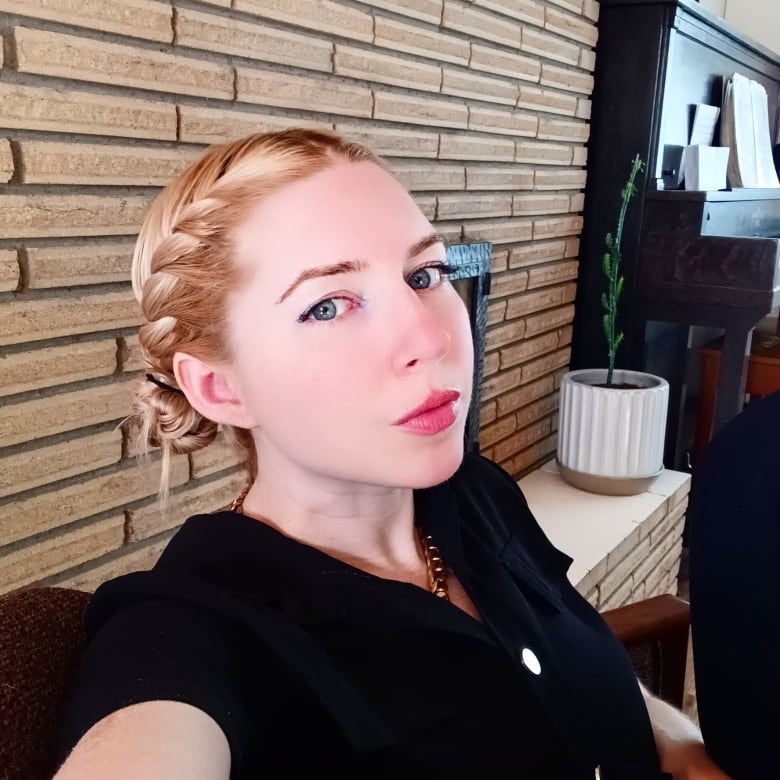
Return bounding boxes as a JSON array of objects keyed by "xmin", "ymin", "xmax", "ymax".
[{"xmin": 395, "ymin": 389, "xmax": 461, "ymax": 434}]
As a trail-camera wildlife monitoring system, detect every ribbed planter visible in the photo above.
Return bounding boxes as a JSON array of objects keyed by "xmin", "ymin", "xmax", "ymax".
[{"xmin": 557, "ymin": 369, "xmax": 670, "ymax": 496}]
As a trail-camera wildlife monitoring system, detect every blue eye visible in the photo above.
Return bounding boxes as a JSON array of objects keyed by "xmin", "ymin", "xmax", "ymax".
[
  {"xmin": 299, "ymin": 297, "xmax": 355, "ymax": 323},
  {"xmin": 407, "ymin": 263, "xmax": 454, "ymax": 291}
]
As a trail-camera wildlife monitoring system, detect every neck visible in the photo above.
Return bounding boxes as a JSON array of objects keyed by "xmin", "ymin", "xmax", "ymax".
[{"xmin": 238, "ymin": 446, "xmax": 422, "ymax": 577}]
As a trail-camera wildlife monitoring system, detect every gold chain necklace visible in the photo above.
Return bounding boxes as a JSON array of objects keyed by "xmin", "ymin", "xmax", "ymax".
[{"xmin": 228, "ymin": 486, "xmax": 449, "ymax": 601}]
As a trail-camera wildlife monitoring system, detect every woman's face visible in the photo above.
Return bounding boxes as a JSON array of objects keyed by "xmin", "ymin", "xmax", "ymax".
[{"xmin": 227, "ymin": 160, "xmax": 473, "ymax": 489}]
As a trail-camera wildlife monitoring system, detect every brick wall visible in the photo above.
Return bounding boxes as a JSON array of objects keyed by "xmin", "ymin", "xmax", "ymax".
[{"xmin": 0, "ymin": 0, "xmax": 597, "ymax": 593}]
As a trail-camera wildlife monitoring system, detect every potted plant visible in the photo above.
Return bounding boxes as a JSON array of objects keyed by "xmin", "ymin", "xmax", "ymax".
[{"xmin": 557, "ymin": 155, "xmax": 669, "ymax": 496}]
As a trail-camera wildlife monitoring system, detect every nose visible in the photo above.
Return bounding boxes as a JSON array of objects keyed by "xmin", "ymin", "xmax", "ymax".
[{"xmin": 391, "ymin": 287, "xmax": 453, "ymax": 373}]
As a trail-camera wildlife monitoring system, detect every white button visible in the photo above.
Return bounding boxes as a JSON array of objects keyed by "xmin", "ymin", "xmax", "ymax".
[{"xmin": 521, "ymin": 647, "xmax": 541, "ymax": 675}]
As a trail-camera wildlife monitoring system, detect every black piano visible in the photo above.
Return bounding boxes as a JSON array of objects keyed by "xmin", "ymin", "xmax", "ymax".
[{"xmin": 572, "ymin": 0, "xmax": 780, "ymax": 468}]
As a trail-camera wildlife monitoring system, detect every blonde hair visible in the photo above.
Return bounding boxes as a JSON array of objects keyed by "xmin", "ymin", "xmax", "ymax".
[{"xmin": 131, "ymin": 129, "xmax": 380, "ymax": 494}]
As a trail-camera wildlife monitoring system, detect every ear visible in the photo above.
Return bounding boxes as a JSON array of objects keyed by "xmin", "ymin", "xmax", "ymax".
[{"xmin": 173, "ymin": 352, "xmax": 257, "ymax": 430}]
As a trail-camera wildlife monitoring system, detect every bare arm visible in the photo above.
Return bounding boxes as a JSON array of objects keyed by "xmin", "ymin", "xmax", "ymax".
[
  {"xmin": 640, "ymin": 684, "xmax": 730, "ymax": 780},
  {"xmin": 54, "ymin": 701, "xmax": 231, "ymax": 780}
]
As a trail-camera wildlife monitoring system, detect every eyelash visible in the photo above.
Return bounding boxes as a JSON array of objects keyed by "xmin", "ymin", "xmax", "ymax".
[{"xmin": 297, "ymin": 262, "xmax": 455, "ymax": 324}]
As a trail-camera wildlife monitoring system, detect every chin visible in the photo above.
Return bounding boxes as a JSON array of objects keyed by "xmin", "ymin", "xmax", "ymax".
[{"xmin": 400, "ymin": 434, "xmax": 466, "ymax": 489}]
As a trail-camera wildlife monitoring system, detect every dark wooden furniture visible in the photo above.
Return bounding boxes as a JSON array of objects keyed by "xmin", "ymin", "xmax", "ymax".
[{"xmin": 572, "ymin": 0, "xmax": 780, "ymax": 467}]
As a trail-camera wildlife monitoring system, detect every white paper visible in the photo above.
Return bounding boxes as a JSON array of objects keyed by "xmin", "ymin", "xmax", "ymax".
[
  {"xmin": 749, "ymin": 80, "xmax": 780, "ymax": 188},
  {"xmin": 683, "ymin": 145, "xmax": 730, "ymax": 191},
  {"xmin": 689, "ymin": 104, "xmax": 720, "ymax": 146},
  {"xmin": 731, "ymin": 73, "xmax": 757, "ymax": 187}
]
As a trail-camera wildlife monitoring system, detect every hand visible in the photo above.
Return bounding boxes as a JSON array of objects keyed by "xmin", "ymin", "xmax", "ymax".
[{"xmin": 663, "ymin": 742, "xmax": 732, "ymax": 780}]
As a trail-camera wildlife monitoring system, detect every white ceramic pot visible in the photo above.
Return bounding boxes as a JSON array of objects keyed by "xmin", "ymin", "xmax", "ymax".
[{"xmin": 557, "ymin": 368, "xmax": 669, "ymax": 496}]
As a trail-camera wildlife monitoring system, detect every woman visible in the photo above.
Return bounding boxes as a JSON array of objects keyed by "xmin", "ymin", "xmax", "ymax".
[{"xmin": 55, "ymin": 129, "xmax": 725, "ymax": 779}]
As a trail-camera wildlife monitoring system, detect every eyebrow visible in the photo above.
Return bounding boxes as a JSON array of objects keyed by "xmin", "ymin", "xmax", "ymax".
[{"xmin": 276, "ymin": 232, "xmax": 447, "ymax": 304}]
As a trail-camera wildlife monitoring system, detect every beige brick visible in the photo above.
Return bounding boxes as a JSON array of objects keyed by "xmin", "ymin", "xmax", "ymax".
[
  {"xmin": 0, "ymin": 456, "xmax": 188, "ymax": 547},
  {"xmin": 496, "ymin": 374, "xmax": 554, "ymax": 416},
  {"xmin": 572, "ymin": 146, "xmax": 588, "ymax": 166},
  {"xmin": 0, "ymin": 193, "xmax": 152, "ymax": 240},
  {"xmin": 644, "ymin": 561, "xmax": 677, "ymax": 600},
  {"xmin": 429, "ymin": 222, "xmax": 463, "ymax": 243},
  {"xmin": 534, "ymin": 168, "xmax": 588, "ymax": 190},
  {"xmin": 479, "ymin": 399, "xmax": 497, "ymax": 427},
  {"xmin": 415, "ymin": 195, "xmax": 436, "ymax": 220},
  {"xmin": 527, "ymin": 259, "xmax": 579, "ymax": 289},
  {"xmin": 374, "ymin": 17, "xmax": 468, "ymax": 65},
  {"xmin": 582, "ymin": 586, "xmax": 599, "ymax": 607},
  {"xmin": 525, "ymin": 306, "xmax": 574, "ymax": 336},
  {"xmin": 490, "ymin": 268, "xmax": 529, "ymax": 298},
  {"xmin": 481, "ymin": 364, "xmax": 523, "ymax": 402},
  {"xmin": 373, "ymin": 91, "xmax": 468, "ymax": 129},
  {"xmin": 576, "ymin": 98, "xmax": 592, "ymax": 121},
  {"xmin": 233, "ymin": 0, "xmax": 373, "ymax": 42},
  {"xmin": 533, "ymin": 215, "xmax": 583, "ymax": 239},
  {"xmin": 0, "ymin": 249, "xmax": 18, "ymax": 292},
  {"xmin": 485, "ymin": 318, "xmax": 526, "ymax": 351},
  {"xmin": 388, "ymin": 161, "xmax": 465, "ymax": 192},
  {"xmin": 522, "ymin": 26, "xmax": 580, "ymax": 66},
  {"xmin": 3, "ymin": 0, "xmax": 172, "ymax": 42},
  {"xmin": 462, "ymin": 218, "xmax": 533, "ymax": 244},
  {"xmin": 479, "ymin": 413, "xmax": 517, "ymax": 449},
  {"xmin": 0, "ymin": 378, "xmax": 135, "ymax": 448},
  {"xmin": 570, "ymin": 192, "xmax": 586, "ymax": 212},
  {"xmin": 517, "ymin": 85, "xmax": 578, "ymax": 116},
  {"xmin": 437, "ymin": 193, "xmax": 512, "ymax": 220},
  {"xmin": 490, "ymin": 250, "xmax": 509, "ymax": 273},
  {"xmin": 360, "ymin": 0, "xmax": 442, "ymax": 24},
  {"xmin": 599, "ymin": 572, "xmax": 634, "ymax": 611},
  {"xmin": 176, "ymin": 8, "xmax": 331, "ymax": 72},
  {"xmin": 15, "ymin": 27, "xmax": 232, "ymax": 99},
  {"xmin": 649, "ymin": 500, "xmax": 688, "ymax": 546},
  {"xmin": 190, "ymin": 435, "xmax": 246, "ymax": 479},
  {"xmin": 500, "ymin": 330, "xmax": 559, "ymax": 369},
  {"xmin": 0, "ymin": 138, "xmax": 13, "ymax": 183},
  {"xmin": 546, "ymin": 0, "xmax": 582, "ymax": 13},
  {"xmin": 540, "ymin": 63, "xmax": 595, "ymax": 95},
  {"xmin": 335, "ymin": 124, "xmax": 438, "ymax": 159},
  {"xmin": 198, "ymin": 0, "xmax": 230, "ymax": 5},
  {"xmin": 49, "ymin": 533, "xmax": 173, "ymax": 592},
  {"xmin": 20, "ymin": 140, "xmax": 198, "ymax": 186},
  {"xmin": 509, "ymin": 239, "xmax": 567, "ymax": 269},
  {"xmin": 634, "ymin": 528, "xmax": 683, "ymax": 590},
  {"xmin": 0, "ymin": 289, "xmax": 140, "ymax": 347},
  {"xmin": 442, "ymin": 1, "xmax": 520, "ymax": 47},
  {"xmin": 558, "ymin": 324, "xmax": 573, "ymax": 346},
  {"xmin": 520, "ymin": 345, "xmax": 570, "ymax": 382},
  {"xmin": 500, "ymin": 432, "xmax": 556, "ymax": 478},
  {"xmin": 0, "ymin": 429, "xmax": 121, "ymax": 500},
  {"xmin": 575, "ymin": 555, "xmax": 608, "ymax": 599},
  {"xmin": 335, "ymin": 45, "xmax": 441, "ymax": 92},
  {"xmin": 514, "ymin": 392, "xmax": 559, "ymax": 429},
  {"xmin": 483, "ymin": 351, "xmax": 500, "ymax": 376},
  {"xmin": 538, "ymin": 118, "xmax": 590, "ymax": 142},
  {"xmin": 579, "ymin": 47, "xmax": 597, "ymax": 72},
  {"xmin": 582, "ymin": 0, "xmax": 599, "ymax": 22},
  {"xmin": 469, "ymin": 43, "xmax": 539, "ymax": 83},
  {"xmin": 439, "ymin": 133, "xmax": 515, "ymax": 162},
  {"xmin": 179, "ymin": 105, "xmax": 331, "ymax": 145},
  {"xmin": 0, "ymin": 82, "xmax": 176, "ymax": 140},
  {"xmin": 129, "ymin": 472, "xmax": 243, "ymax": 542},
  {"xmin": 472, "ymin": 0, "xmax": 545, "ymax": 26},
  {"xmin": 487, "ymin": 299, "xmax": 506, "ymax": 326},
  {"xmin": 120, "ymin": 333, "xmax": 144, "ymax": 372},
  {"xmin": 26, "ymin": 240, "xmax": 134, "ymax": 289},
  {"xmin": 236, "ymin": 67, "xmax": 372, "ymax": 117},
  {"xmin": 545, "ymin": 7, "xmax": 598, "ymax": 46},
  {"xmin": 513, "ymin": 194, "xmax": 569, "ymax": 216},
  {"xmin": 0, "ymin": 338, "xmax": 117, "ymax": 397},
  {"xmin": 565, "ymin": 237, "xmax": 580, "ymax": 257},
  {"xmin": 493, "ymin": 419, "xmax": 550, "ymax": 463},
  {"xmin": 466, "ymin": 165, "xmax": 534, "ymax": 191},
  {"xmin": 600, "ymin": 536, "xmax": 652, "ymax": 602},
  {"xmin": 0, "ymin": 515, "xmax": 125, "ymax": 595},
  {"xmin": 441, "ymin": 68, "xmax": 517, "ymax": 106},
  {"xmin": 468, "ymin": 106, "xmax": 537, "ymax": 137},
  {"xmin": 516, "ymin": 141, "xmax": 572, "ymax": 166}
]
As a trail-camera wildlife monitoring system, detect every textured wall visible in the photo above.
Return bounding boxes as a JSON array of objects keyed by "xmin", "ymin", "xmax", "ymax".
[{"xmin": 0, "ymin": 0, "xmax": 598, "ymax": 593}]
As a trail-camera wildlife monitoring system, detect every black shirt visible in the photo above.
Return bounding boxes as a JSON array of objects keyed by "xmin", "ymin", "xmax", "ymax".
[{"xmin": 58, "ymin": 454, "xmax": 663, "ymax": 778}]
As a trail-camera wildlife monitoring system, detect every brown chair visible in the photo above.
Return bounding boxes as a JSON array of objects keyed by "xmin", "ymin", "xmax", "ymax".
[{"xmin": 0, "ymin": 587, "xmax": 690, "ymax": 780}]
